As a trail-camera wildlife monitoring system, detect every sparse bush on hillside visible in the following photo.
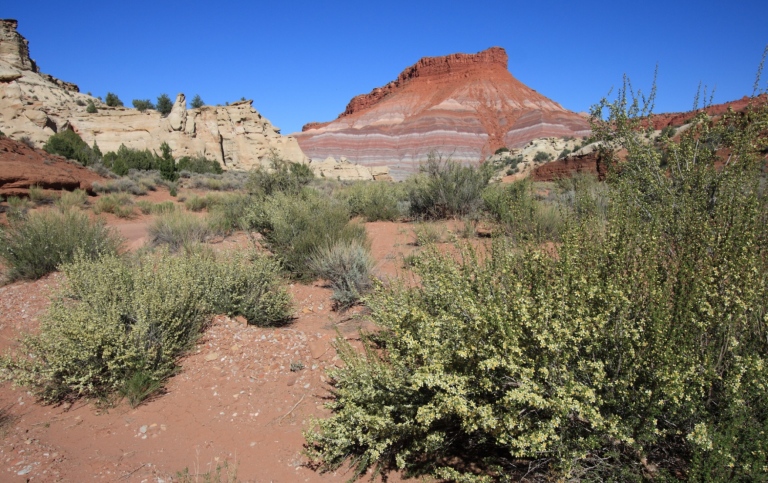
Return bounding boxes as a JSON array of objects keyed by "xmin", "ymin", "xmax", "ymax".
[
  {"xmin": 43, "ymin": 129, "xmax": 100, "ymax": 166},
  {"xmin": 105, "ymin": 92, "xmax": 123, "ymax": 107},
  {"xmin": 310, "ymin": 240, "xmax": 375, "ymax": 310},
  {"xmin": 408, "ymin": 153, "xmax": 493, "ymax": 219},
  {"xmin": 0, "ymin": 248, "xmax": 291, "ymax": 404},
  {"xmin": 494, "ymin": 146, "xmax": 510, "ymax": 155},
  {"xmin": 0, "ymin": 209, "xmax": 120, "ymax": 281},
  {"xmin": 86, "ymin": 99, "xmax": 97, "ymax": 113},
  {"xmin": 132, "ymin": 99, "xmax": 155, "ymax": 112},
  {"xmin": 252, "ymin": 189, "xmax": 367, "ymax": 280},
  {"xmin": 306, "ymin": 85, "xmax": 768, "ymax": 481},
  {"xmin": 156, "ymin": 93, "xmax": 173, "ymax": 116},
  {"xmin": 19, "ymin": 136, "xmax": 35, "ymax": 149},
  {"xmin": 533, "ymin": 150, "xmax": 553, "ymax": 162}
]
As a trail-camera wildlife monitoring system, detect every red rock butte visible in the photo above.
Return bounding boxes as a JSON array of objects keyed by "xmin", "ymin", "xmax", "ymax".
[{"xmin": 295, "ymin": 47, "xmax": 591, "ymax": 179}]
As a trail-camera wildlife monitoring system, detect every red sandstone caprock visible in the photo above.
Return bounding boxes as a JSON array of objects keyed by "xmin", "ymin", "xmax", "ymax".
[{"xmin": 295, "ymin": 47, "xmax": 591, "ymax": 179}]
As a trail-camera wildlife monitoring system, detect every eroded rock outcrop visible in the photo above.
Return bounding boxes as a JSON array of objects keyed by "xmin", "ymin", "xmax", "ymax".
[
  {"xmin": 0, "ymin": 19, "xmax": 306, "ymax": 171},
  {"xmin": 295, "ymin": 47, "xmax": 591, "ymax": 180}
]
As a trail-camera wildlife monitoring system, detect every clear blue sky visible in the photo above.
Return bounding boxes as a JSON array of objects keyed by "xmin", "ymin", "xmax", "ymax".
[{"xmin": 4, "ymin": 1, "xmax": 767, "ymax": 135}]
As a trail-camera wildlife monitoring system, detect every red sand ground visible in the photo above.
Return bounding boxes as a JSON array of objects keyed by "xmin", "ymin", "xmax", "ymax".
[{"xmin": 0, "ymin": 188, "xmax": 465, "ymax": 482}]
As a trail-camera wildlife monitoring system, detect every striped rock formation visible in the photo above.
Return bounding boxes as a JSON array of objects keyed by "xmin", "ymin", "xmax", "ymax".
[{"xmin": 295, "ymin": 47, "xmax": 591, "ymax": 179}]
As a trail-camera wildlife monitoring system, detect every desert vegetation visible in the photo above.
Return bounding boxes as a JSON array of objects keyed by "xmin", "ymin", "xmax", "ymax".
[
  {"xmin": 303, "ymin": 88, "xmax": 768, "ymax": 481},
  {"xmin": 1, "ymin": 73, "xmax": 767, "ymax": 482}
]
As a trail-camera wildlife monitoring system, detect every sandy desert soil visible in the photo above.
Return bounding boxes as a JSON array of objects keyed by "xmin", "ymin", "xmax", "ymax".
[{"xmin": 0, "ymin": 186, "xmax": 459, "ymax": 482}]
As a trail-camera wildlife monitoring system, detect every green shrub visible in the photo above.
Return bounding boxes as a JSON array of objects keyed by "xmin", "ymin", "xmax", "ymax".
[
  {"xmin": 0, "ymin": 248, "xmax": 291, "ymax": 404},
  {"xmin": 252, "ymin": 189, "xmax": 367, "ymax": 280},
  {"xmin": 408, "ymin": 153, "xmax": 493, "ymax": 219},
  {"xmin": 105, "ymin": 92, "xmax": 123, "ymax": 107},
  {"xmin": 206, "ymin": 193, "xmax": 254, "ymax": 233},
  {"xmin": 0, "ymin": 209, "xmax": 120, "ymax": 281},
  {"xmin": 305, "ymin": 89, "xmax": 768, "ymax": 481},
  {"xmin": 93, "ymin": 177, "xmax": 146, "ymax": 196},
  {"xmin": 246, "ymin": 154, "xmax": 314, "ymax": 197},
  {"xmin": 190, "ymin": 94, "xmax": 204, "ymax": 109},
  {"xmin": 5, "ymin": 196, "xmax": 32, "ymax": 221},
  {"xmin": 482, "ymin": 180, "xmax": 565, "ymax": 243},
  {"xmin": 659, "ymin": 124, "xmax": 677, "ymax": 139},
  {"xmin": 184, "ymin": 195, "xmax": 208, "ymax": 212},
  {"xmin": 149, "ymin": 211, "xmax": 214, "ymax": 251},
  {"xmin": 28, "ymin": 185, "xmax": 55, "ymax": 204},
  {"xmin": 43, "ymin": 129, "xmax": 99, "ymax": 166},
  {"xmin": 93, "ymin": 193, "xmax": 135, "ymax": 218},
  {"xmin": 102, "ymin": 144, "xmax": 177, "ymax": 179},
  {"xmin": 156, "ymin": 93, "xmax": 173, "ymax": 116},
  {"xmin": 494, "ymin": 147, "xmax": 510, "ymax": 155},
  {"xmin": 533, "ymin": 150, "xmax": 554, "ymax": 162},
  {"xmin": 86, "ymin": 100, "xmax": 97, "ymax": 113},
  {"xmin": 310, "ymin": 240, "xmax": 375, "ymax": 309},
  {"xmin": 55, "ymin": 189, "xmax": 88, "ymax": 211},
  {"xmin": 132, "ymin": 99, "xmax": 154, "ymax": 112},
  {"xmin": 334, "ymin": 181, "xmax": 407, "ymax": 221},
  {"xmin": 177, "ymin": 155, "xmax": 223, "ymax": 175}
]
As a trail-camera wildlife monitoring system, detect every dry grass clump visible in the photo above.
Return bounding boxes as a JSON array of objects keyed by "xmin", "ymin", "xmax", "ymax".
[
  {"xmin": 55, "ymin": 189, "xmax": 88, "ymax": 211},
  {"xmin": 93, "ymin": 177, "xmax": 146, "ymax": 196},
  {"xmin": 149, "ymin": 211, "xmax": 218, "ymax": 251},
  {"xmin": 93, "ymin": 192, "xmax": 135, "ymax": 218},
  {"xmin": 310, "ymin": 240, "xmax": 375, "ymax": 309}
]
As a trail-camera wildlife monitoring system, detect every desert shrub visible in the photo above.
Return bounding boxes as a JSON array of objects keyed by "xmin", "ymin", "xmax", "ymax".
[
  {"xmin": 93, "ymin": 177, "xmax": 146, "ymax": 195},
  {"xmin": 190, "ymin": 94, "xmax": 204, "ymax": 109},
  {"xmin": 482, "ymin": 180, "xmax": 565, "ymax": 243},
  {"xmin": 86, "ymin": 100, "xmax": 97, "ymax": 113},
  {"xmin": 408, "ymin": 153, "xmax": 493, "ymax": 219},
  {"xmin": 177, "ymin": 155, "xmax": 223, "ymax": 175},
  {"xmin": 533, "ymin": 150, "xmax": 554, "ymax": 162},
  {"xmin": 334, "ymin": 181, "xmax": 408, "ymax": 221},
  {"xmin": 305, "ymin": 88, "xmax": 768, "ymax": 481},
  {"xmin": 412, "ymin": 221, "xmax": 445, "ymax": 246},
  {"xmin": 105, "ymin": 92, "xmax": 123, "ymax": 107},
  {"xmin": 102, "ymin": 145, "xmax": 156, "ymax": 175},
  {"xmin": 494, "ymin": 146, "xmax": 510, "ymax": 155},
  {"xmin": 5, "ymin": 196, "xmax": 32, "ymax": 221},
  {"xmin": 148, "ymin": 211, "xmax": 224, "ymax": 251},
  {"xmin": 19, "ymin": 136, "xmax": 35, "ymax": 148},
  {"xmin": 156, "ymin": 93, "xmax": 173, "ymax": 116},
  {"xmin": 126, "ymin": 169, "xmax": 162, "ymax": 191},
  {"xmin": 184, "ymin": 195, "xmax": 208, "ymax": 212},
  {"xmin": 137, "ymin": 200, "xmax": 176, "ymax": 215},
  {"xmin": 310, "ymin": 240, "xmax": 375, "ymax": 309},
  {"xmin": 0, "ymin": 209, "xmax": 120, "ymax": 281},
  {"xmin": 0, "ymin": 248, "xmax": 291, "ymax": 404},
  {"xmin": 186, "ymin": 171, "xmax": 246, "ymax": 191},
  {"xmin": 252, "ymin": 189, "xmax": 367, "ymax": 280},
  {"xmin": 28, "ymin": 185, "xmax": 55, "ymax": 204},
  {"xmin": 55, "ymin": 189, "xmax": 88, "ymax": 211},
  {"xmin": 43, "ymin": 129, "xmax": 99, "ymax": 166},
  {"xmin": 659, "ymin": 124, "xmax": 677, "ymax": 139},
  {"xmin": 132, "ymin": 99, "xmax": 154, "ymax": 112},
  {"xmin": 557, "ymin": 148, "xmax": 572, "ymax": 159},
  {"xmin": 206, "ymin": 193, "xmax": 254, "ymax": 233},
  {"xmin": 246, "ymin": 154, "xmax": 314, "ymax": 197},
  {"xmin": 93, "ymin": 192, "xmax": 135, "ymax": 218}
]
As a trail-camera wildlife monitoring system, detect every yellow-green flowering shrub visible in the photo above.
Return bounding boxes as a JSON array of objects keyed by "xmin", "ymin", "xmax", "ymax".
[
  {"xmin": 1, "ymin": 248, "xmax": 291, "ymax": 404},
  {"xmin": 305, "ymin": 92, "xmax": 768, "ymax": 481}
]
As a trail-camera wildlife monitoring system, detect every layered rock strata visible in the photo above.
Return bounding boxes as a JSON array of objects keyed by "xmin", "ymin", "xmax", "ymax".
[
  {"xmin": 295, "ymin": 47, "xmax": 591, "ymax": 179},
  {"xmin": 0, "ymin": 19, "xmax": 306, "ymax": 171}
]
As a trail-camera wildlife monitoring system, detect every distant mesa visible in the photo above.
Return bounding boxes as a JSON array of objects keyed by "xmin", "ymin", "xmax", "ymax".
[{"xmin": 294, "ymin": 47, "xmax": 591, "ymax": 179}]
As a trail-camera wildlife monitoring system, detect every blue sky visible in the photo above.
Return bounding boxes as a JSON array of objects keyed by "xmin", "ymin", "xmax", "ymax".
[{"xmin": 4, "ymin": 1, "xmax": 767, "ymax": 135}]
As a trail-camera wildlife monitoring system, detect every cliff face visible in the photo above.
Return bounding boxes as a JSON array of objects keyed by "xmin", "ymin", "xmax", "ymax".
[
  {"xmin": 295, "ymin": 47, "xmax": 591, "ymax": 179},
  {"xmin": 0, "ymin": 19, "xmax": 306, "ymax": 170}
]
